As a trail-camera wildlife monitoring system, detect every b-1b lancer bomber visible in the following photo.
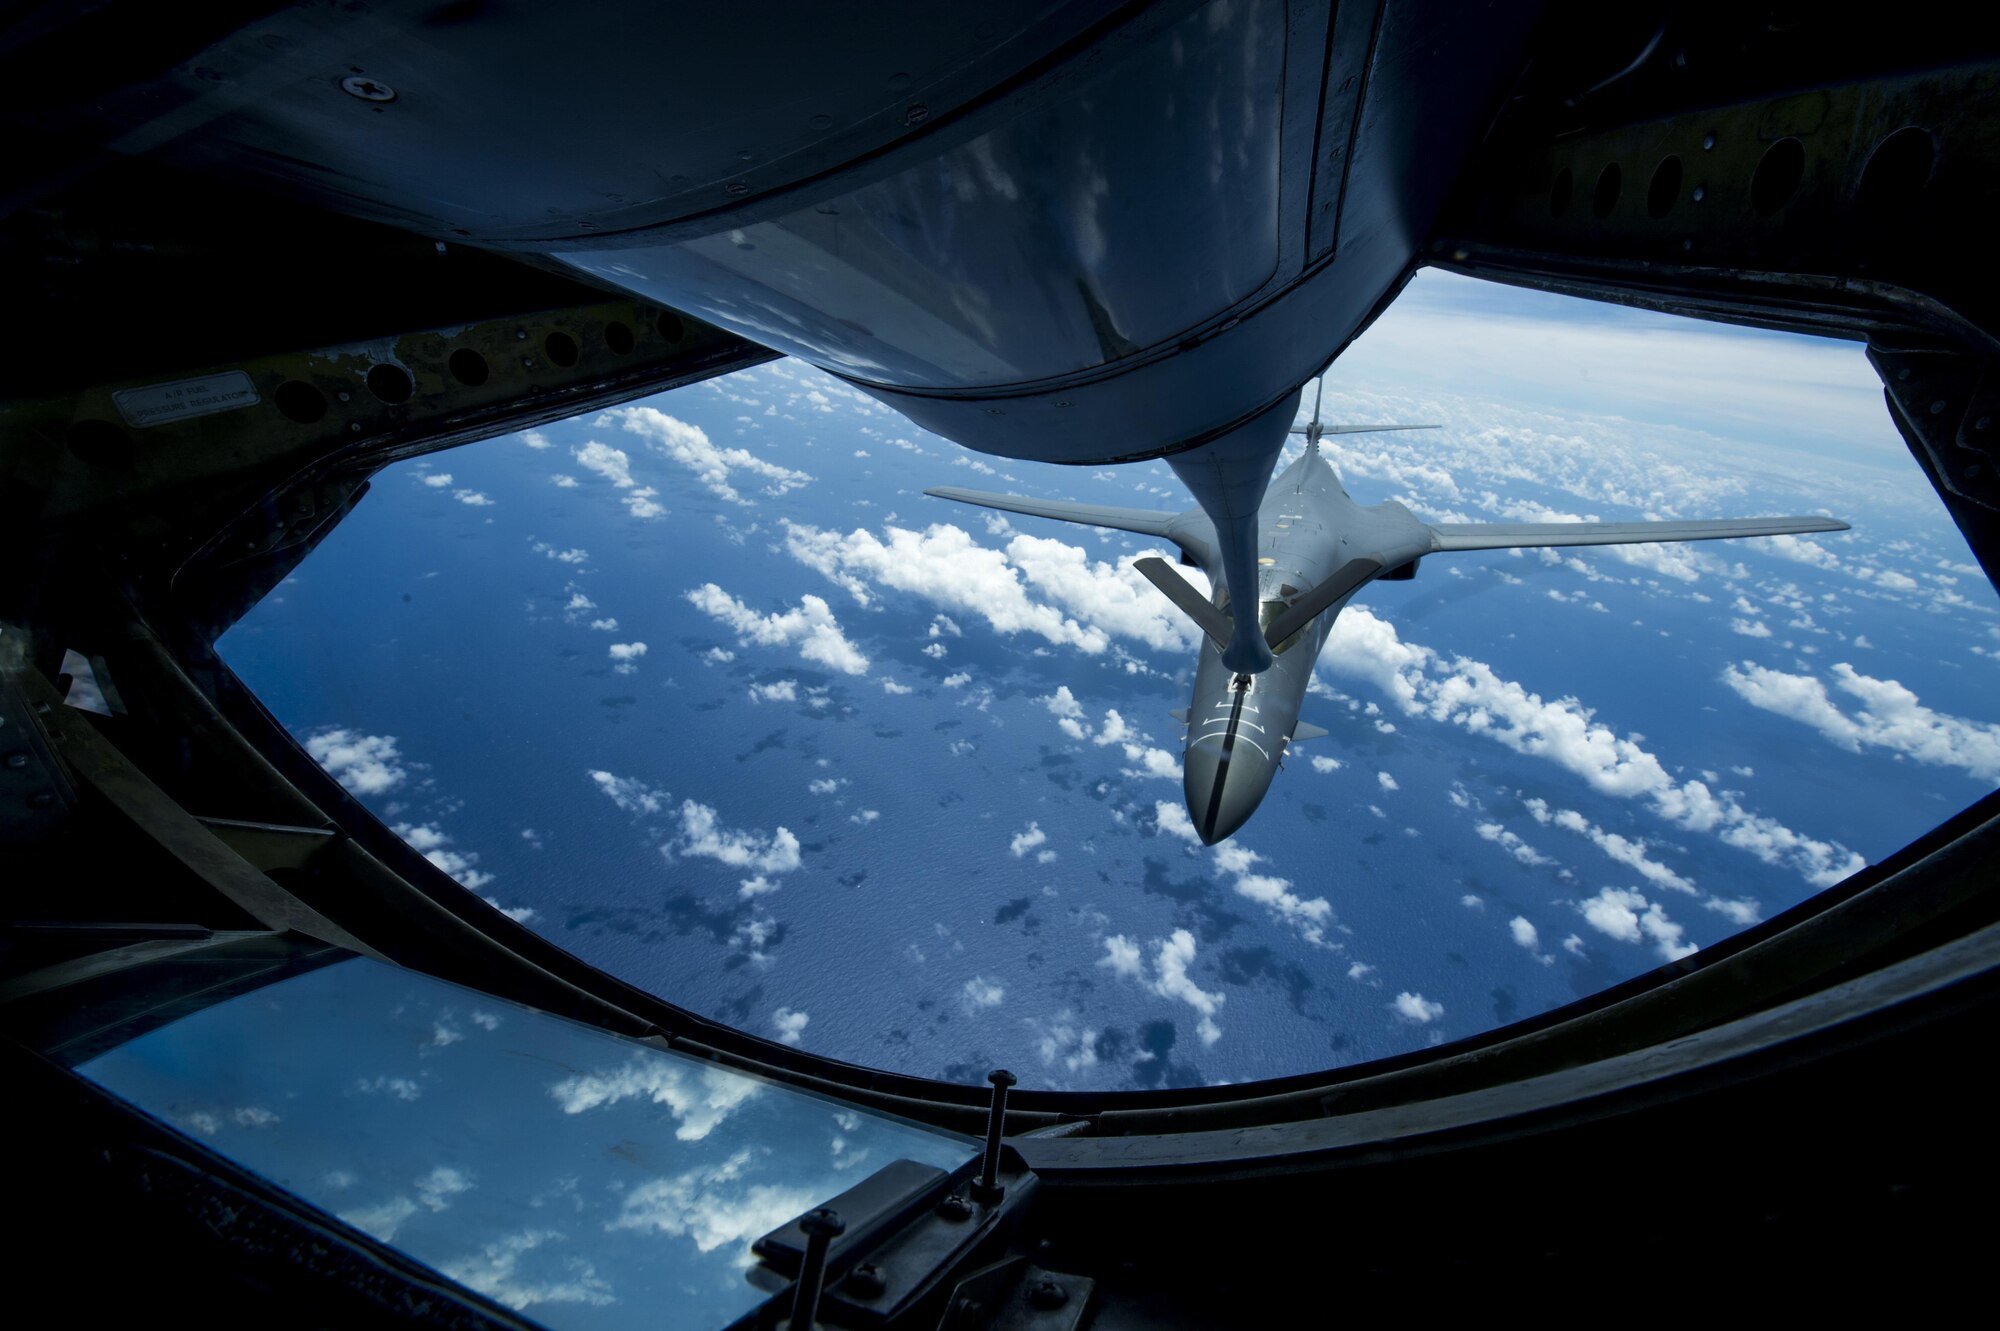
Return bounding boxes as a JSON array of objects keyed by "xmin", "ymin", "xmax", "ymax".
[{"xmin": 929, "ymin": 385, "xmax": 1849, "ymax": 845}]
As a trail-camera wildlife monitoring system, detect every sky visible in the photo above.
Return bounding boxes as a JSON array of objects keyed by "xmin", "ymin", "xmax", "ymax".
[{"xmin": 212, "ymin": 267, "xmax": 2000, "ymax": 1098}]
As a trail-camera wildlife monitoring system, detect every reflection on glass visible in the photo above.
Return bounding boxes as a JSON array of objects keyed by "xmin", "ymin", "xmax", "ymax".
[{"xmin": 76, "ymin": 958, "xmax": 973, "ymax": 1329}]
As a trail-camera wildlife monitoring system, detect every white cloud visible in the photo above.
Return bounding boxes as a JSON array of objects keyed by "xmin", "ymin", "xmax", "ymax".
[
  {"xmin": 782, "ymin": 520, "xmax": 1196, "ymax": 656},
  {"xmin": 686, "ymin": 584, "xmax": 869, "ymax": 676},
  {"xmin": 609, "ymin": 1148, "xmax": 819, "ymax": 1261},
  {"xmin": 551, "ymin": 474, "xmax": 579, "ymax": 488},
  {"xmin": 1153, "ymin": 800, "xmax": 1200, "ymax": 842},
  {"xmin": 520, "ymin": 430, "xmax": 551, "ymax": 450},
  {"xmin": 1392, "ymin": 992, "xmax": 1445, "ymax": 1023},
  {"xmin": 1322, "ymin": 606, "xmax": 1864, "ymax": 886},
  {"xmin": 422, "ymin": 472, "xmax": 453, "ymax": 488},
  {"xmin": 531, "ymin": 541, "xmax": 589, "ymax": 565},
  {"xmin": 1731, "ymin": 617, "xmax": 1774, "ymax": 639},
  {"xmin": 415, "ymin": 1165, "xmax": 472, "ymax": 1212},
  {"xmin": 880, "ymin": 678, "xmax": 914, "ymax": 695},
  {"xmin": 610, "ymin": 406, "xmax": 811, "ymax": 504},
  {"xmin": 772, "ymin": 1008, "xmax": 809, "ymax": 1046},
  {"xmin": 574, "ymin": 440, "xmax": 637, "ymax": 488},
  {"xmin": 392, "ymin": 822, "xmax": 494, "ymax": 891},
  {"xmin": 1211, "ymin": 842, "xmax": 1332, "ymax": 945},
  {"xmin": 453, "ymin": 489, "xmax": 494, "ymax": 507},
  {"xmin": 607, "ymin": 642, "xmax": 648, "ymax": 662},
  {"xmin": 748, "ymin": 680, "xmax": 798, "ymax": 703},
  {"xmin": 588, "ymin": 769, "xmax": 668, "ymax": 815},
  {"xmin": 1099, "ymin": 935, "xmax": 1144, "ymax": 979},
  {"xmin": 1722, "ymin": 660, "xmax": 2000, "ymax": 782},
  {"xmin": 1310, "ymin": 755, "xmax": 1342, "ymax": 773},
  {"xmin": 549, "ymin": 1057, "xmax": 760, "ymax": 1141},
  {"xmin": 674, "ymin": 800, "xmax": 802, "ymax": 875},
  {"xmin": 1377, "ymin": 771, "xmax": 1399, "ymax": 792},
  {"xmin": 962, "ymin": 976, "xmax": 1005, "ymax": 1010},
  {"xmin": 943, "ymin": 671, "xmax": 972, "ymax": 688},
  {"xmin": 807, "ymin": 778, "xmax": 846, "ymax": 795},
  {"xmin": 588, "ymin": 618, "xmax": 619, "ymax": 631},
  {"xmin": 1475, "ymin": 821, "xmax": 1556, "ymax": 868},
  {"xmin": 1009, "ymin": 823, "xmax": 1048, "ymax": 857},
  {"xmin": 1508, "ymin": 915, "xmax": 1555, "ymax": 966},
  {"xmin": 305, "ymin": 728, "xmax": 406, "ymax": 796},
  {"xmin": 1577, "ymin": 886, "xmax": 1697, "ymax": 961},
  {"xmin": 439, "ymin": 1229, "xmax": 614, "ymax": 1311}
]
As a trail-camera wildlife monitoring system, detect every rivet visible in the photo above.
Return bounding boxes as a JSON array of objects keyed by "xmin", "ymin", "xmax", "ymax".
[
  {"xmin": 1702, "ymin": 133, "xmax": 1716, "ymax": 151},
  {"xmin": 1692, "ymin": 185, "xmax": 1706, "ymax": 202},
  {"xmin": 905, "ymin": 103, "xmax": 930, "ymax": 126},
  {"xmin": 4, "ymin": 752, "xmax": 28, "ymax": 769},
  {"xmin": 1976, "ymin": 416, "xmax": 1991, "ymax": 431},
  {"xmin": 809, "ymin": 113, "xmax": 832, "ymax": 130},
  {"xmin": 727, "ymin": 181, "xmax": 751, "ymax": 196},
  {"xmin": 1930, "ymin": 399, "xmax": 1948, "ymax": 415}
]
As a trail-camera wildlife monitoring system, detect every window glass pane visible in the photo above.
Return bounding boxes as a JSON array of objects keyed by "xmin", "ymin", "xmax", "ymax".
[
  {"xmin": 76, "ymin": 957, "xmax": 973, "ymax": 1328},
  {"xmin": 218, "ymin": 270, "xmax": 2000, "ymax": 1091}
]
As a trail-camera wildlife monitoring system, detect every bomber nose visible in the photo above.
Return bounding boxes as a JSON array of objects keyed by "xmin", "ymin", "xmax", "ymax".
[{"xmin": 1183, "ymin": 736, "xmax": 1277, "ymax": 846}]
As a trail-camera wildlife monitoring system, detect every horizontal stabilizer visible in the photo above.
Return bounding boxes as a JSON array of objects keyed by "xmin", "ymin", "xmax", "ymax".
[
  {"xmin": 924, "ymin": 486, "xmax": 1179, "ymax": 539},
  {"xmin": 1134, "ymin": 557, "xmax": 1234, "ymax": 653},
  {"xmin": 1262, "ymin": 558, "xmax": 1382, "ymax": 648},
  {"xmin": 1290, "ymin": 423, "xmax": 1442, "ymax": 436},
  {"xmin": 1429, "ymin": 515, "xmax": 1848, "ymax": 552},
  {"xmin": 1291, "ymin": 721, "xmax": 1328, "ymax": 742}
]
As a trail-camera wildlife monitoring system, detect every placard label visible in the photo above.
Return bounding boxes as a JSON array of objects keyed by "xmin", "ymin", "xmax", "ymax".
[{"xmin": 112, "ymin": 371, "xmax": 260, "ymax": 427}]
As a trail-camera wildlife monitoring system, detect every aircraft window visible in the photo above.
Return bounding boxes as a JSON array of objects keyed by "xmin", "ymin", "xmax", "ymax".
[
  {"xmin": 218, "ymin": 271, "xmax": 2000, "ymax": 1094},
  {"xmin": 70, "ymin": 953, "xmax": 974, "ymax": 1327}
]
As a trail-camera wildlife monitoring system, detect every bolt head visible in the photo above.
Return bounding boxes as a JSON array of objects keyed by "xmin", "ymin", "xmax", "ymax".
[
  {"xmin": 935, "ymin": 1192, "xmax": 973, "ymax": 1222},
  {"xmin": 340, "ymin": 75, "xmax": 396, "ymax": 102},
  {"xmin": 845, "ymin": 1263, "xmax": 888, "ymax": 1298},
  {"xmin": 1026, "ymin": 1277, "xmax": 1069, "ymax": 1310},
  {"xmin": 726, "ymin": 181, "xmax": 751, "ymax": 197},
  {"xmin": 798, "ymin": 1207, "xmax": 845, "ymax": 1239},
  {"xmin": 987, "ymin": 1068, "xmax": 1018, "ymax": 1089}
]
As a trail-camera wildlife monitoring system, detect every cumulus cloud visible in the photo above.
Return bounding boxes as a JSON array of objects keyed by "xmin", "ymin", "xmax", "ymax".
[
  {"xmin": 1722, "ymin": 660, "xmax": 2000, "ymax": 782},
  {"xmin": 520, "ymin": 430, "xmax": 551, "ymax": 450},
  {"xmin": 748, "ymin": 680, "xmax": 797, "ymax": 703},
  {"xmin": 1523, "ymin": 799, "xmax": 1693, "ymax": 895},
  {"xmin": 1100, "ymin": 930, "xmax": 1223, "ymax": 1045},
  {"xmin": 1475, "ymin": 821, "xmax": 1556, "ymax": 868},
  {"xmin": 1211, "ymin": 842, "xmax": 1333, "ymax": 945},
  {"xmin": 422, "ymin": 472, "xmax": 453, "ymax": 488},
  {"xmin": 609, "ymin": 1148, "xmax": 819, "ymax": 1261},
  {"xmin": 588, "ymin": 769, "xmax": 668, "ymax": 815},
  {"xmin": 439, "ymin": 1229, "xmax": 614, "ymax": 1311},
  {"xmin": 1153, "ymin": 800, "xmax": 1199, "ymax": 842},
  {"xmin": 1310, "ymin": 755, "xmax": 1342, "ymax": 773},
  {"xmin": 1577, "ymin": 886, "xmax": 1697, "ymax": 961},
  {"xmin": 1008, "ymin": 822, "xmax": 1048, "ymax": 857},
  {"xmin": 610, "ymin": 406, "xmax": 811, "ymax": 504},
  {"xmin": 1322, "ymin": 606, "xmax": 1864, "ymax": 886},
  {"xmin": 962, "ymin": 976, "xmax": 1005, "ymax": 1010},
  {"xmin": 782, "ymin": 520, "xmax": 1196, "ymax": 656},
  {"xmin": 392, "ymin": 822, "xmax": 495, "ymax": 891},
  {"xmin": 1392, "ymin": 992, "xmax": 1445, "ymax": 1023},
  {"xmin": 608, "ymin": 641, "xmax": 648, "ymax": 663},
  {"xmin": 772, "ymin": 1008, "xmax": 809, "ymax": 1046},
  {"xmin": 1509, "ymin": 915, "xmax": 1555, "ymax": 966},
  {"xmin": 305, "ymin": 728, "xmax": 406, "ymax": 796},
  {"xmin": 1377, "ymin": 771, "xmax": 1399, "ymax": 792},
  {"xmin": 453, "ymin": 489, "xmax": 494, "ymax": 507},
  {"xmin": 550, "ymin": 1057, "xmax": 760, "ymax": 1140},
  {"xmin": 686, "ymin": 584, "xmax": 869, "ymax": 676},
  {"xmin": 674, "ymin": 800, "xmax": 802, "ymax": 875}
]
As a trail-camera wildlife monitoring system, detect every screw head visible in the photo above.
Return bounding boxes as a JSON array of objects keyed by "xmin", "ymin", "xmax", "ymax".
[
  {"xmin": 798, "ymin": 1207, "xmax": 845, "ymax": 1239},
  {"xmin": 1026, "ymin": 1277, "xmax": 1069, "ymax": 1310},
  {"xmin": 845, "ymin": 1263, "xmax": 887, "ymax": 1298},
  {"xmin": 5, "ymin": 752, "xmax": 28, "ymax": 769},
  {"xmin": 905, "ymin": 103, "xmax": 930, "ymax": 126},
  {"xmin": 340, "ymin": 75, "xmax": 396, "ymax": 102},
  {"xmin": 935, "ymin": 1192, "xmax": 973, "ymax": 1222},
  {"xmin": 726, "ymin": 181, "xmax": 751, "ymax": 197}
]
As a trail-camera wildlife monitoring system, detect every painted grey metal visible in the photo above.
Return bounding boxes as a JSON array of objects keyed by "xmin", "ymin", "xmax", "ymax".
[{"xmin": 928, "ymin": 404, "xmax": 1849, "ymax": 844}]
